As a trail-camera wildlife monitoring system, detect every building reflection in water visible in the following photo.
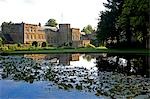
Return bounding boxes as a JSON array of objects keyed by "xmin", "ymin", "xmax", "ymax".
[
  {"xmin": 23, "ymin": 53, "xmax": 149, "ymax": 77},
  {"xmin": 24, "ymin": 53, "xmax": 80, "ymax": 66},
  {"xmin": 24, "ymin": 54, "xmax": 47, "ymax": 60},
  {"xmin": 1, "ymin": 53, "xmax": 150, "ymax": 98}
]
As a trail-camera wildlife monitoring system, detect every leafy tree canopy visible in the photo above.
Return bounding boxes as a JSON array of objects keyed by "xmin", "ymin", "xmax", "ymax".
[
  {"xmin": 117, "ymin": 0, "xmax": 149, "ymax": 47},
  {"xmin": 96, "ymin": 0, "xmax": 149, "ymax": 48},
  {"xmin": 81, "ymin": 25, "xmax": 94, "ymax": 34},
  {"xmin": 96, "ymin": 0, "xmax": 124, "ymax": 44},
  {"xmin": 45, "ymin": 19, "xmax": 58, "ymax": 27},
  {"xmin": 0, "ymin": 37, "xmax": 4, "ymax": 46}
]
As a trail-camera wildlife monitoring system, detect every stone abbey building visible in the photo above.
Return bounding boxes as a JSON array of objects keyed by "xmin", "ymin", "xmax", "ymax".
[
  {"xmin": 1, "ymin": 22, "xmax": 46, "ymax": 46},
  {"xmin": 1, "ymin": 22, "xmax": 90, "ymax": 47}
]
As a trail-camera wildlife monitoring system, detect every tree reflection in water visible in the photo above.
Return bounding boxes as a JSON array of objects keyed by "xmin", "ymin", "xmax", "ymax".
[
  {"xmin": 96, "ymin": 53, "xmax": 150, "ymax": 77},
  {"xmin": 0, "ymin": 54, "xmax": 150, "ymax": 98}
]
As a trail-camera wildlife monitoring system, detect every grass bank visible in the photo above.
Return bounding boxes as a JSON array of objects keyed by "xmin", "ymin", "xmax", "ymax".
[{"xmin": 0, "ymin": 47, "xmax": 149, "ymax": 55}]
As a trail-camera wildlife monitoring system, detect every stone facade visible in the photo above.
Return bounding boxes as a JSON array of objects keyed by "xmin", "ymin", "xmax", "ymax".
[
  {"xmin": 44, "ymin": 24, "xmax": 72, "ymax": 46},
  {"xmin": 72, "ymin": 40, "xmax": 91, "ymax": 48},
  {"xmin": 44, "ymin": 24, "xmax": 87, "ymax": 47},
  {"xmin": 24, "ymin": 23, "xmax": 46, "ymax": 45},
  {"xmin": 44, "ymin": 26, "xmax": 59, "ymax": 46},
  {"xmin": 2, "ymin": 23, "xmax": 24, "ymax": 43},
  {"xmin": 59, "ymin": 24, "xmax": 72, "ymax": 45},
  {"xmin": 2, "ymin": 22, "xmax": 46, "ymax": 45},
  {"xmin": 71, "ymin": 28, "xmax": 80, "ymax": 41},
  {"xmin": 2, "ymin": 22, "xmax": 90, "ymax": 47}
]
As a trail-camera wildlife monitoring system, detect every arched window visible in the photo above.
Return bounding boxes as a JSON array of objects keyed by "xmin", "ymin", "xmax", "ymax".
[
  {"xmin": 41, "ymin": 42, "xmax": 47, "ymax": 47},
  {"xmin": 32, "ymin": 41, "xmax": 38, "ymax": 47}
]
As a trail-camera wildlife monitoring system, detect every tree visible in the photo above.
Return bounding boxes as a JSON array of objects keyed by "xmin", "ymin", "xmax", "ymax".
[
  {"xmin": 81, "ymin": 25, "xmax": 94, "ymax": 34},
  {"xmin": 96, "ymin": 11, "xmax": 114, "ymax": 44},
  {"xmin": 117, "ymin": 0, "xmax": 149, "ymax": 48},
  {"xmin": 96, "ymin": 0, "xmax": 149, "ymax": 48},
  {"xmin": 96, "ymin": 0, "xmax": 124, "ymax": 46},
  {"xmin": 0, "ymin": 37, "xmax": 3, "ymax": 46},
  {"xmin": 45, "ymin": 19, "xmax": 58, "ymax": 27}
]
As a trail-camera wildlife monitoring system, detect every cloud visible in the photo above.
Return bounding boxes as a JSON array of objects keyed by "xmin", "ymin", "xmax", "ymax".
[
  {"xmin": 0, "ymin": 0, "xmax": 6, "ymax": 2},
  {"xmin": 0, "ymin": 0, "xmax": 33, "ymax": 4},
  {"xmin": 23, "ymin": 0, "xmax": 34, "ymax": 4}
]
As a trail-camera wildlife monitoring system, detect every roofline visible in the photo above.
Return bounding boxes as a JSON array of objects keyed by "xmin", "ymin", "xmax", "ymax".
[
  {"xmin": 14, "ymin": 22, "xmax": 39, "ymax": 26},
  {"xmin": 71, "ymin": 28, "xmax": 80, "ymax": 30},
  {"xmin": 59, "ymin": 23, "xmax": 70, "ymax": 25}
]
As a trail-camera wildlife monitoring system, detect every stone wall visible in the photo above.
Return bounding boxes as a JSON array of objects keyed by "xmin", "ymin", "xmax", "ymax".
[
  {"xmin": 2, "ymin": 23, "xmax": 24, "ymax": 43},
  {"xmin": 72, "ymin": 40, "xmax": 83, "ymax": 48},
  {"xmin": 2, "ymin": 23, "xmax": 91, "ymax": 47},
  {"xmin": 71, "ymin": 28, "xmax": 80, "ymax": 41},
  {"xmin": 82, "ymin": 40, "xmax": 90, "ymax": 47},
  {"xmin": 2, "ymin": 22, "xmax": 46, "ymax": 45},
  {"xmin": 45, "ymin": 29, "xmax": 59, "ymax": 46},
  {"xmin": 24, "ymin": 23, "xmax": 46, "ymax": 44},
  {"xmin": 59, "ymin": 24, "xmax": 71, "ymax": 45}
]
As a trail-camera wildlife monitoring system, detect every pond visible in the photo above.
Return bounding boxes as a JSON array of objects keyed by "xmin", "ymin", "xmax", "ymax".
[{"xmin": 0, "ymin": 53, "xmax": 150, "ymax": 99}]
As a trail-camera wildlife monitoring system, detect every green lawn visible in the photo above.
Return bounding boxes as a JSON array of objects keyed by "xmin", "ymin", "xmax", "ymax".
[{"xmin": 0, "ymin": 47, "xmax": 149, "ymax": 55}]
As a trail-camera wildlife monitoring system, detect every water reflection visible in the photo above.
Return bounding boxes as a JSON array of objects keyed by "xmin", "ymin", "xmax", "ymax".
[
  {"xmin": 96, "ymin": 53, "xmax": 150, "ymax": 77},
  {"xmin": 24, "ymin": 54, "xmax": 80, "ymax": 65},
  {"xmin": 0, "ymin": 53, "xmax": 150, "ymax": 98}
]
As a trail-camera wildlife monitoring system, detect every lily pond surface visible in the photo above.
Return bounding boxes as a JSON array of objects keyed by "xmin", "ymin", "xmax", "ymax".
[{"xmin": 0, "ymin": 53, "xmax": 150, "ymax": 99}]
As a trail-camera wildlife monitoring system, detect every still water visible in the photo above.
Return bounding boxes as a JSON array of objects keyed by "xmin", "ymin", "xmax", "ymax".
[{"xmin": 0, "ymin": 53, "xmax": 150, "ymax": 99}]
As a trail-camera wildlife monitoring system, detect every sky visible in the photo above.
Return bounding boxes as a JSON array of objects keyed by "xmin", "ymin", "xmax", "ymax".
[{"xmin": 0, "ymin": 0, "xmax": 106, "ymax": 29}]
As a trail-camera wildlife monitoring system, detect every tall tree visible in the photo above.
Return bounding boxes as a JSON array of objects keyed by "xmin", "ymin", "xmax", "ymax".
[
  {"xmin": 0, "ymin": 37, "xmax": 3, "ymax": 46},
  {"xmin": 117, "ymin": 0, "xmax": 149, "ymax": 48},
  {"xmin": 96, "ymin": 0, "xmax": 124, "ymax": 45},
  {"xmin": 81, "ymin": 25, "xmax": 94, "ymax": 34},
  {"xmin": 45, "ymin": 19, "xmax": 58, "ymax": 27}
]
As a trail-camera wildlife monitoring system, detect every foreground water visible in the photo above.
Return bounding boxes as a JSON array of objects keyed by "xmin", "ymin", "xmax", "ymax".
[{"xmin": 0, "ymin": 53, "xmax": 150, "ymax": 99}]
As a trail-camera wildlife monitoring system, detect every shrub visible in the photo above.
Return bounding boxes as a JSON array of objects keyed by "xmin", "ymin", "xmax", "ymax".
[
  {"xmin": 0, "ymin": 37, "xmax": 4, "ymax": 47},
  {"xmin": 85, "ymin": 44, "xmax": 96, "ymax": 48},
  {"xmin": 0, "ymin": 46, "xmax": 9, "ymax": 51},
  {"xmin": 28, "ymin": 46, "xmax": 37, "ymax": 50},
  {"xmin": 15, "ymin": 47, "xmax": 29, "ymax": 51},
  {"xmin": 8, "ymin": 45, "xmax": 18, "ymax": 51},
  {"xmin": 64, "ymin": 46, "xmax": 73, "ymax": 49},
  {"xmin": 48, "ymin": 44, "xmax": 54, "ymax": 47},
  {"xmin": 17, "ymin": 43, "xmax": 22, "ymax": 47}
]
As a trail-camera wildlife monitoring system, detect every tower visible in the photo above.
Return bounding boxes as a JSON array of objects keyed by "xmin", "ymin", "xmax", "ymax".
[{"xmin": 59, "ymin": 24, "xmax": 71, "ymax": 45}]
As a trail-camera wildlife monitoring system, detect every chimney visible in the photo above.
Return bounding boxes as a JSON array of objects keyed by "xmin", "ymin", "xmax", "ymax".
[{"xmin": 39, "ymin": 23, "xmax": 41, "ymax": 27}]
